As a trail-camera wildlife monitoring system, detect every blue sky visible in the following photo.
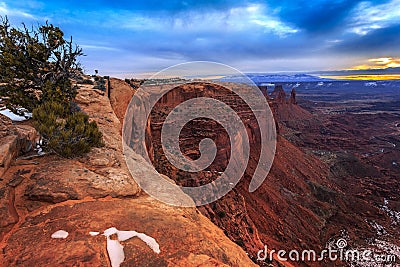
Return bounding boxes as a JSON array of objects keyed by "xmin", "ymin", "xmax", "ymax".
[{"xmin": 1, "ymin": 0, "xmax": 400, "ymax": 77}]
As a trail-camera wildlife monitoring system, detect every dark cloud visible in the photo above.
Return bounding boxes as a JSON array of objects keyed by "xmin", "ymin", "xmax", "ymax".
[
  {"xmin": 265, "ymin": 0, "xmax": 390, "ymax": 34},
  {"xmin": 108, "ymin": 28, "xmax": 322, "ymax": 61},
  {"xmin": 3, "ymin": 0, "xmax": 399, "ymax": 74},
  {"xmin": 41, "ymin": 0, "xmax": 248, "ymax": 13},
  {"xmin": 332, "ymin": 24, "xmax": 400, "ymax": 56}
]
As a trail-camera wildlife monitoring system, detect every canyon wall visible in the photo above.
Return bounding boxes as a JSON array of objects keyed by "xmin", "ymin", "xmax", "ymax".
[
  {"xmin": 118, "ymin": 80, "xmax": 399, "ymax": 267},
  {"xmin": 0, "ymin": 83, "xmax": 257, "ymax": 267}
]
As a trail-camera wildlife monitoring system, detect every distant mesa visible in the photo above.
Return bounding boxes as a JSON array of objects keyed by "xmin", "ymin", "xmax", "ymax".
[
  {"xmin": 267, "ymin": 85, "xmax": 297, "ymax": 105},
  {"xmin": 270, "ymin": 85, "xmax": 286, "ymax": 103},
  {"xmin": 289, "ymin": 88, "xmax": 297, "ymax": 104}
]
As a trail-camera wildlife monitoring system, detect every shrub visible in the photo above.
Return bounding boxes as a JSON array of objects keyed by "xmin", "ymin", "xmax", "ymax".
[
  {"xmin": 1, "ymin": 17, "xmax": 103, "ymax": 158},
  {"xmin": 93, "ymin": 77, "xmax": 106, "ymax": 91},
  {"xmin": 0, "ymin": 17, "xmax": 83, "ymax": 116},
  {"xmin": 78, "ymin": 79, "xmax": 94, "ymax": 85},
  {"xmin": 33, "ymin": 101, "xmax": 103, "ymax": 158}
]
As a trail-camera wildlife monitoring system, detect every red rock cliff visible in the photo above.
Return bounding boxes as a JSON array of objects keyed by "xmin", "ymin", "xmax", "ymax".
[{"xmin": 0, "ymin": 83, "xmax": 257, "ymax": 267}]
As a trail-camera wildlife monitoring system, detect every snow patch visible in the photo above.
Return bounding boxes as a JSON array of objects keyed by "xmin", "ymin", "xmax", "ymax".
[
  {"xmin": 375, "ymin": 239, "xmax": 400, "ymax": 259},
  {"xmin": 366, "ymin": 220, "xmax": 386, "ymax": 236},
  {"xmin": 387, "ymin": 141, "xmax": 396, "ymax": 148},
  {"xmin": 89, "ymin": 231, "xmax": 100, "ymax": 236},
  {"xmin": 102, "ymin": 227, "xmax": 161, "ymax": 267},
  {"xmin": 381, "ymin": 199, "xmax": 400, "ymax": 225},
  {"xmin": 107, "ymin": 238, "xmax": 125, "ymax": 267},
  {"xmin": 0, "ymin": 109, "xmax": 31, "ymax": 121},
  {"xmin": 365, "ymin": 82, "xmax": 377, "ymax": 87},
  {"xmin": 104, "ymin": 227, "xmax": 118, "ymax": 237},
  {"xmin": 51, "ymin": 230, "xmax": 69, "ymax": 239},
  {"xmin": 260, "ymin": 83, "xmax": 275, "ymax": 87},
  {"xmin": 49, "ymin": 227, "xmax": 160, "ymax": 267},
  {"xmin": 348, "ymin": 239, "xmax": 400, "ymax": 267},
  {"xmin": 120, "ymin": 231, "xmax": 160, "ymax": 253}
]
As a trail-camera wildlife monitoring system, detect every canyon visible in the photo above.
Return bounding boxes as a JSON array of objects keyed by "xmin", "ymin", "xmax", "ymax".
[
  {"xmin": 0, "ymin": 81, "xmax": 256, "ymax": 267},
  {"xmin": 138, "ymin": 80, "xmax": 400, "ymax": 266},
  {"xmin": 0, "ymin": 77, "xmax": 399, "ymax": 267}
]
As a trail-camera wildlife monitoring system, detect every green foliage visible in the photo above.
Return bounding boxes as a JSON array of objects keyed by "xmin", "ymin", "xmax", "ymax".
[
  {"xmin": 0, "ymin": 16, "xmax": 83, "ymax": 115},
  {"xmin": 77, "ymin": 78, "xmax": 94, "ymax": 85},
  {"xmin": 33, "ymin": 101, "xmax": 103, "ymax": 158},
  {"xmin": 93, "ymin": 76, "xmax": 106, "ymax": 91},
  {"xmin": 0, "ymin": 17, "xmax": 103, "ymax": 158}
]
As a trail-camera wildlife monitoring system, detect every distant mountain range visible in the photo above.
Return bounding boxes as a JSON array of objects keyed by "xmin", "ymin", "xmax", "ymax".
[
  {"xmin": 219, "ymin": 73, "xmax": 328, "ymax": 83},
  {"xmin": 217, "ymin": 67, "xmax": 400, "ymax": 83},
  {"xmin": 313, "ymin": 67, "xmax": 400, "ymax": 76}
]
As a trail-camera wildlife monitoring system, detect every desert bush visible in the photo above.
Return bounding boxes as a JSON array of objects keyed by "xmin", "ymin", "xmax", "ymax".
[
  {"xmin": 0, "ymin": 17, "xmax": 103, "ymax": 157},
  {"xmin": 0, "ymin": 17, "xmax": 82, "ymax": 116},
  {"xmin": 33, "ymin": 101, "xmax": 103, "ymax": 158},
  {"xmin": 78, "ymin": 78, "xmax": 94, "ymax": 85},
  {"xmin": 93, "ymin": 77, "xmax": 106, "ymax": 91}
]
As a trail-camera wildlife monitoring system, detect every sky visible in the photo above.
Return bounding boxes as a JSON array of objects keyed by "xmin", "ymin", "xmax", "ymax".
[{"xmin": 1, "ymin": 0, "xmax": 400, "ymax": 77}]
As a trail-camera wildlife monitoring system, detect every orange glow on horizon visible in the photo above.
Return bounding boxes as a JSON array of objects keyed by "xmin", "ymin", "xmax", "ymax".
[
  {"xmin": 347, "ymin": 57, "xmax": 400, "ymax": 70},
  {"xmin": 320, "ymin": 74, "xmax": 400, "ymax": 81}
]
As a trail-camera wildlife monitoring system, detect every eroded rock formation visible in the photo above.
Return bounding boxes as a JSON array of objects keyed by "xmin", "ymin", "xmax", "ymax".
[
  {"xmin": 3, "ymin": 78, "xmax": 398, "ymax": 267},
  {"xmin": 126, "ymin": 80, "xmax": 399, "ymax": 266},
  {"xmin": 0, "ymin": 114, "xmax": 38, "ymax": 177},
  {"xmin": 0, "ymin": 83, "xmax": 256, "ymax": 267}
]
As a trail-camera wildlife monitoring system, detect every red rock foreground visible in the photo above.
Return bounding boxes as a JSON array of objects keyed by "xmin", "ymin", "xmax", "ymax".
[
  {"xmin": 2, "ymin": 197, "xmax": 253, "ymax": 266},
  {"xmin": 0, "ymin": 84, "xmax": 256, "ymax": 266}
]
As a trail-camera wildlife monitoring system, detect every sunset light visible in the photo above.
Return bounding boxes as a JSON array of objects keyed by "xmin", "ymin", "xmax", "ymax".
[{"xmin": 348, "ymin": 57, "xmax": 400, "ymax": 70}]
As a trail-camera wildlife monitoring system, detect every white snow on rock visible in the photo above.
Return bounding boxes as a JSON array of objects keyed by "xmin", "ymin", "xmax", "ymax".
[
  {"xmin": 117, "ymin": 230, "xmax": 161, "ymax": 254},
  {"xmin": 89, "ymin": 232, "xmax": 100, "ymax": 236},
  {"xmin": 102, "ymin": 227, "xmax": 161, "ymax": 267},
  {"xmin": 51, "ymin": 230, "xmax": 69, "ymax": 239},
  {"xmin": 49, "ymin": 227, "xmax": 160, "ymax": 267},
  {"xmin": 0, "ymin": 109, "xmax": 30, "ymax": 121},
  {"xmin": 115, "ymin": 230, "xmax": 136, "ymax": 242},
  {"xmin": 381, "ymin": 198, "xmax": 400, "ymax": 225},
  {"xmin": 366, "ymin": 220, "xmax": 386, "ymax": 236},
  {"xmin": 365, "ymin": 82, "xmax": 377, "ymax": 87},
  {"xmin": 375, "ymin": 239, "xmax": 400, "ymax": 258},
  {"xmin": 346, "ymin": 239, "xmax": 400, "ymax": 267},
  {"xmin": 106, "ymin": 238, "xmax": 125, "ymax": 267},
  {"xmin": 104, "ymin": 227, "xmax": 118, "ymax": 237}
]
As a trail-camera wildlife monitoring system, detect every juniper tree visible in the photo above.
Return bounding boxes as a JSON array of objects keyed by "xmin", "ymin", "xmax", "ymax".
[
  {"xmin": 33, "ymin": 101, "xmax": 103, "ymax": 158},
  {"xmin": 0, "ymin": 16, "xmax": 83, "ymax": 115},
  {"xmin": 0, "ymin": 17, "xmax": 103, "ymax": 157}
]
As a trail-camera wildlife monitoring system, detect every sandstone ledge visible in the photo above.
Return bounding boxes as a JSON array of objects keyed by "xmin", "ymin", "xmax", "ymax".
[{"xmin": 1, "ymin": 197, "xmax": 256, "ymax": 267}]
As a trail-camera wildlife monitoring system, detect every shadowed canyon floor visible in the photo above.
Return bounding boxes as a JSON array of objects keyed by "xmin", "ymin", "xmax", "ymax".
[{"xmin": 136, "ymin": 81, "xmax": 400, "ymax": 266}]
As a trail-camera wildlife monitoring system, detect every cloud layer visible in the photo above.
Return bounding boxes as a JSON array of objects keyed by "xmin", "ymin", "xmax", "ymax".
[{"xmin": 1, "ymin": 0, "xmax": 399, "ymax": 76}]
